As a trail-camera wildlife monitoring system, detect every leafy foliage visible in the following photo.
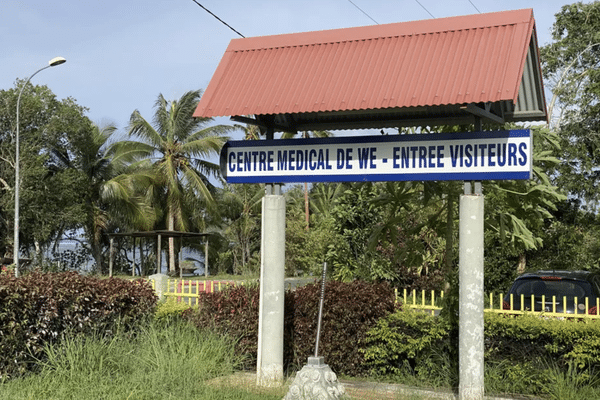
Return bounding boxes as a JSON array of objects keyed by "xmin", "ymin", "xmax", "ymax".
[
  {"xmin": 214, "ymin": 183, "xmax": 264, "ymax": 275},
  {"xmin": 363, "ymin": 311, "xmax": 452, "ymax": 378},
  {"xmin": 290, "ymin": 280, "xmax": 396, "ymax": 376},
  {"xmin": 541, "ymin": 1, "xmax": 600, "ymax": 207},
  {"xmin": 0, "ymin": 83, "xmax": 91, "ymax": 260},
  {"xmin": 154, "ymin": 298, "xmax": 192, "ymax": 324},
  {"xmin": 183, "ymin": 280, "xmax": 395, "ymax": 376},
  {"xmin": 121, "ymin": 89, "xmax": 234, "ymax": 272},
  {"xmin": 363, "ymin": 309, "xmax": 600, "ymax": 395},
  {"xmin": 324, "ymin": 183, "xmax": 394, "ymax": 281},
  {"xmin": 0, "ymin": 272, "xmax": 156, "ymax": 378}
]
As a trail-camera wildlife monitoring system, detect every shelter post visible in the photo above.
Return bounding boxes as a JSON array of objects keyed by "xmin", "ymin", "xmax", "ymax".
[
  {"xmin": 131, "ymin": 238, "xmax": 136, "ymax": 277},
  {"xmin": 459, "ymin": 184, "xmax": 485, "ymax": 400},
  {"xmin": 109, "ymin": 236, "xmax": 114, "ymax": 277},
  {"xmin": 257, "ymin": 128, "xmax": 286, "ymax": 387},
  {"xmin": 157, "ymin": 233, "xmax": 162, "ymax": 274},
  {"xmin": 204, "ymin": 239, "xmax": 209, "ymax": 278}
]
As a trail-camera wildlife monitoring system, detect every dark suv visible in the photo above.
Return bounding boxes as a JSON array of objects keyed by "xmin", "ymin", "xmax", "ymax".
[{"xmin": 502, "ymin": 270, "xmax": 600, "ymax": 315}]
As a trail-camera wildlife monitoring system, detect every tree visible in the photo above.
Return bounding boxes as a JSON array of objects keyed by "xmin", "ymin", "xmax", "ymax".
[
  {"xmin": 50, "ymin": 121, "xmax": 157, "ymax": 272},
  {"xmin": 0, "ymin": 82, "xmax": 90, "ymax": 263},
  {"xmin": 541, "ymin": 1, "xmax": 600, "ymax": 206},
  {"xmin": 122, "ymin": 89, "xmax": 234, "ymax": 272},
  {"xmin": 216, "ymin": 182, "xmax": 264, "ymax": 275}
]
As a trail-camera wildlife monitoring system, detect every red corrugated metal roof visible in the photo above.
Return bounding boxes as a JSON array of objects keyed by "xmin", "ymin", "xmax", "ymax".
[{"xmin": 194, "ymin": 9, "xmax": 543, "ymax": 127}]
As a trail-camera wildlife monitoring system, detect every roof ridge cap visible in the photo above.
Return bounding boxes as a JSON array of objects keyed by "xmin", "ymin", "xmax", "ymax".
[{"xmin": 227, "ymin": 9, "xmax": 534, "ymax": 52}]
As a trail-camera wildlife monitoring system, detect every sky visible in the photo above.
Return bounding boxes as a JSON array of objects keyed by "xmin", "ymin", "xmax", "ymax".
[{"xmin": 0, "ymin": 0, "xmax": 577, "ymax": 142}]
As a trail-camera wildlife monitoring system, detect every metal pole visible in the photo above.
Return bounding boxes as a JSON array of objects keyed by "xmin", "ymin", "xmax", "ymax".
[
  {"xmin": 314, "ymin": 262, "xmax": 327, "ymax": 357},
  {"xmin": 13, "ymin": 58, "xmax": 65, "ymax": 278}
]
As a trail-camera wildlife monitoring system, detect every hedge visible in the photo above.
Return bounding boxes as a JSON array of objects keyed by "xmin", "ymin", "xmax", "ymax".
[
  {"xmin": 0, "ymin": 272, "xmax": 157, "ymax": 378},
  {"xmin": 362, "ymin": 310, "xmax": 600, "ymax": 392},
  {"xmin": 183, "ymin": 280, "xmax": 396, "ymax": 376}
]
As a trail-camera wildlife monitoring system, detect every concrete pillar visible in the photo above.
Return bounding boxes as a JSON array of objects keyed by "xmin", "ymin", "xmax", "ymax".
[
  {"xmin": 149, "ymin": 273, "xmax": 168, "ymax": 301},
  {"xmin": 459, "ymin": 190, "xmax": 485, "ymax": 400},
  {"xmin": 257, "ymin": 185, "xmax": 286, "ymax": 387}
]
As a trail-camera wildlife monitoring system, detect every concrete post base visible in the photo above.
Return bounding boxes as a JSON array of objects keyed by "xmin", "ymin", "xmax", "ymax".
[
  {"xmin": 149, "ymin": 273, "xmax": 168, "ymax": 301},
  {"xmin": 283, "ymin": 357, "xmax": 345, "ymax": 400}
]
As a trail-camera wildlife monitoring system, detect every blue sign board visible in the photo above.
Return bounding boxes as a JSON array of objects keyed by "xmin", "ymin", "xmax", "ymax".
[{"xmin": 220, "ymin": 130, "xmax": 532, "ymax": 183}]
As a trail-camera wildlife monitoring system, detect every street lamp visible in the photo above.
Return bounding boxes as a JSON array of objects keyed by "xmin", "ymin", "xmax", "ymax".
[{"xmin": 14, "ymin": 57, "xmax": 66, "ymax": 277}]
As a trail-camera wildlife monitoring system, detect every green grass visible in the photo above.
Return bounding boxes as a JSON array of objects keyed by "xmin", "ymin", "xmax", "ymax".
[
  {"xmin": 4, "ymin": 310, "xmax": 600, "ymax": 400},
  {"xmin": 0, "ymin": 321, "xmax": 285, "ymax": 400}
]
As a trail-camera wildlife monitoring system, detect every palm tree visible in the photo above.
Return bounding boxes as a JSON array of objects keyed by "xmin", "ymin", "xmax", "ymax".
[
  {"xmin": 219, "ymin": 182, "xmax": 264, "ymax": 274},
  {"xmin": 76, "ymin": 123, "xmax": 119, "ymax": 269},
  {"xmin": 50, "ymin": 122, "xmax": 155, "ymax": 272},
  {"xmin": 123, "ymin": 89, "xmax": 234, "ymax": 272}
]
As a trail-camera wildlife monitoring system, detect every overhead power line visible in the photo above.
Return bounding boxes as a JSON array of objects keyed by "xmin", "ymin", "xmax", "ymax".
[
  {"xmin": 414, "ymin": 0, "xmax": 435, "ymax": 18},
  {"xmin": 346, "ymin": 0, "xmax": 379, "ymax": 24},
  {"xmin": 191, "ymin": 0, "xmax": 245, "ymax": 38},
  {"xmin": 468, "ymin": 0, "xmax": 482, "ymax": 13}
]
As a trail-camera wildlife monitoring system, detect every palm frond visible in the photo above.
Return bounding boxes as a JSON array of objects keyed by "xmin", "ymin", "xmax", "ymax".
[{"xmin": 129, "ymin": 110, "xmax": 163, "ymax": 148}]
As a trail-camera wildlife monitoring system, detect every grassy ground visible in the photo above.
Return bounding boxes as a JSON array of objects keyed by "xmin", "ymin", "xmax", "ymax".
[
  {"xmin": 0, "ymin": 318, "xmax": 446, "ymax": 400},
  {"xmin": 3, "ymin": 310, "xmax": 600, "ymax": 399},
  {"xmin": 0, "ymin": 321, "xmax": 285, "ymax": 400}
]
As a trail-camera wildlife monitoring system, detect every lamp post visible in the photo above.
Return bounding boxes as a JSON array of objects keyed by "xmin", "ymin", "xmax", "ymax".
[{"xmin": 14, "ymin": 57, "xmax": 66, "ymax": 278}]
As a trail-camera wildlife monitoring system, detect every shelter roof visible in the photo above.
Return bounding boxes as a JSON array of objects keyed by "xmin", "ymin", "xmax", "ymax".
[
  {"xmin": 194, "ymin": 9, "xmax": 547, "ymax": 131},
  {"xmin": 107, "ymin": 230, "xmax": 210, "ymax": 239}
]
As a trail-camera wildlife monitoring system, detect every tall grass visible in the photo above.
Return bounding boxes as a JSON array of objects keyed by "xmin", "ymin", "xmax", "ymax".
[{"xmin": 0, "ymin": 321, "xmax": 284, "ymax": 400}]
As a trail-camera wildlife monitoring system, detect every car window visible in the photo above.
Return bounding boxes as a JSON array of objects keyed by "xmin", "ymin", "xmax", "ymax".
[
  {"xmin": 592, "ymin": 276, "xmax": 600, "ymax": 295},
  {"xmin": 513, "ymin": 279, "xmax": 591, "ymax": 299}
]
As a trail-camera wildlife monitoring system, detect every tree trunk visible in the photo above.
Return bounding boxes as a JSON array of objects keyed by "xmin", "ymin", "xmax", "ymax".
[
  {"xmin": 517, "ymin": 253, "xmax": 526, "ymax": 274},
  {"xmin": 444, "ymin": 194, "xmax": 454, "ymax": 291},
  {"xmin": 92, "ymin": 231, "xmax": 103, "ymax": 273},
  {"xmin": 304, "ymin": 182, "xmax": 309, "ymax": 230},
  {"xmin": 34, "ymin": 239, "xmax": 43, "ymax": 268},
  {"xmin": 445, "ymin": 195, "xmax": 454, "ymax": 274}
]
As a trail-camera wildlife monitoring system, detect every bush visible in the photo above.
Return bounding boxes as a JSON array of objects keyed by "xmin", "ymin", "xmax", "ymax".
[
  {"xmin": 289, "ymin": 280, "xmax": 396, "ymax": 376},
  {"xmin": 363, "ymin": 311, "xmax": 451, "ymax": 376},
  {"xmin": 362, "ymin": 310, "xmax": 600, "ymax": 394},
  {"xmin": 182, "ymin": 280, "xmax": 396, "ymax": 376},
  {"xmin": 485, "ymin": 313, "xmax": 600, "ymax": 370},
  {"xmin": 154, "ymin": 298, "xmax": 192, "ymax": 324},
  {"xmin": 0, "ymin": 272, "xmax": 156, "ymax": 378}
]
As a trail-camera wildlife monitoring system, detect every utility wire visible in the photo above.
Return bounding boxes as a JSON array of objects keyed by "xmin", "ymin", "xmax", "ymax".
[
  {"xmin": 468, "ymin": 0, "xmax": 481, "ymax": 13},
  {"xmin": 346, "ymin": 0, "xmax": 379, "ymax": 24},
  {"xmin": 414, "ymin": 0, "xmax": 435, "ymax": 18},
  {"xmin": 191, "ymin": 0, "xmax": 245, "ymax": 38}
]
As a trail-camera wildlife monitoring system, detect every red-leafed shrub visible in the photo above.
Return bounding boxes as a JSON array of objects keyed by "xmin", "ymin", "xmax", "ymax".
[
  {"xmin": 0, "ymin": 272, "xmax": 156, "ymax": 378},
  {"xmin": 290, "ymin": 280, "xmax": 396, "ymax": 376},
  {"xmin": 182, "ymin": 283, "xmax": 287, "ymax": 369},
  {"xmin": 182, "ymin": 280, "xmax": 395, "ymax": 376}
]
